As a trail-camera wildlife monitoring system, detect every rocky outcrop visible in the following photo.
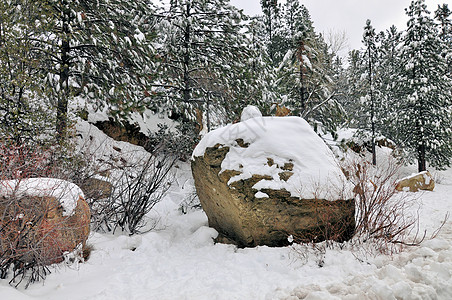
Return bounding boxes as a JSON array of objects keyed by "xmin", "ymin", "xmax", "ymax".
[
  {"xmin": 0, "ymin": 179, "xmax": 90, "ymax": 265},
  {"xmin": 94, "ymin": 118, "xmax": 149, "ymax": 148},
  {"xmin": 192, "ymin": 113, "xmax": 355, "ymax": 247},
  {"xmin": 396, "ymin": 171, "xmax": 435, "ymax": 192}
]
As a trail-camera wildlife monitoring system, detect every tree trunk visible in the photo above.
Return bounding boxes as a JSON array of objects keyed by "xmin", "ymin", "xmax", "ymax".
[
  {"xmin": 57, "ymin": 3, "xmax": 71, "ymax": 142},
  {"xmin": 299, "ymin": 63, "xmax": 305, "ymax": 113},
  {"xmin": 268, "ymin": 6, "xmax": 273, "ymax": 62},
  {"xmin": 418, "ymin": 143, "xmax": 426, "ymax": 172},
  {"xmin": 206, "ymin": 95, "xmax": 211, "ymax": 132},
  {"xmin": 298, "ymin": 41, "xmax": 306, "ymax": 113},
  {"xmin": 182, "ymin": 3, "xmax": 191, "ymax": 104},
  {"xmin": 368, "ymin": 46, "xmax": 376, "ymax": 166}
]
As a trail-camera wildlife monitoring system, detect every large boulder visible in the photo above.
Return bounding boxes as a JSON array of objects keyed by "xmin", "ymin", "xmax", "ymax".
[
  {"xmin": 0, "ymin": 178, "xmax": 90, "ymax": 265},
  {"xmin": 192, "ymin": 110, "xmax": 355, "ymax": 247},
  {"xmin": 395, "ymin": 171, "xmax": 435, "ymax": 192}
]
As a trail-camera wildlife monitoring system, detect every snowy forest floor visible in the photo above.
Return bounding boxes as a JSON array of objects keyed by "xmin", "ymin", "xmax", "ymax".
[{"xmin": 1, "ymin": 123, "xmax": 451, "ymax": 300}]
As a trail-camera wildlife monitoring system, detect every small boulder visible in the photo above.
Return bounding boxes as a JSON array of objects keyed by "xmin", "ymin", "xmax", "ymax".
[
  {"xmin": 192, "ymin": 112, "xmax": 355, "ymax": 247},
  {"xmin": 396, "ymin": 171, "xmax": 435, "ymax": 192},
  {"xmin": 80, "ymin": 177, "xmax": 113, "ymax": 201},
  {"xmin": 0, "ymin": 178, "xmax": 90, "ymax": 265}
]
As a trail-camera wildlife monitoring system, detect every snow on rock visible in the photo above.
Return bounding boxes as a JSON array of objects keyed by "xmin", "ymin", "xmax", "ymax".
[
  {"xmin": 396, "ymin": 170, "xmax": 435, "ymax": 192},
  {"xmin": 75, "ymin": 120, "xmax": 151, "ymax": 176},
  {"xmin": 0, "ymin": 178, "xmax": 83, "ymax": 217},
  {"xmin": 240, "ymin": 105, "xmax": 262, "ymax": 122},
  {"xmin": 191, "ymin": 113, "xmax": 355, "ymax": 246},
  {"xmin": 129, "ymin": 108, "xmax": 178, "ymax": 135},
  {"xmin": 255, "ymin": 191, "xmax": 269, "ymax": 198},
  {"xmin": 86, "ymin": 106, "xmax": 178, "ymax": 136},
  {"xmin": 193, "ymin": 115, "xmax": 351, "ymax": 200}
]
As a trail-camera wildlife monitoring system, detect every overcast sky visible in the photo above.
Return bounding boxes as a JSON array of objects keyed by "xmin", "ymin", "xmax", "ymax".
[{"xmin": 230, "ymin": 0, "xmax": 449, "ymax": 53}]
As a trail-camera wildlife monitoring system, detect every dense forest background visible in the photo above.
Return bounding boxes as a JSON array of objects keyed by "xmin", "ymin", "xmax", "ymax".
[{"xmin": 0, "ymin": 0, "xmax": 450, "ymax": 171}]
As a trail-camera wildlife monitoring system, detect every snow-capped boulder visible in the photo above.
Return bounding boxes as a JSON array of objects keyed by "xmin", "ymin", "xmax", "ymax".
[
  {"xmin": 396, "ymin": 171, "xmax": 435, "ymax": 192},
  {"xmin": 240, "ymin": 105, "xmax": 262, "ymax": 122},
  {"xmin": 0, "ymin": 178, "xmax": 90, "ymax": 265},
  {"xmin": 191, "ymin": 114, "xmax": 355, "ymax": 247}
]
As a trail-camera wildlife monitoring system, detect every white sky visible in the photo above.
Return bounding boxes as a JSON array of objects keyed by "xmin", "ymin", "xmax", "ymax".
[{"xmin": 230, "ymin": 0, "xmax": 450, "ymax": 53}]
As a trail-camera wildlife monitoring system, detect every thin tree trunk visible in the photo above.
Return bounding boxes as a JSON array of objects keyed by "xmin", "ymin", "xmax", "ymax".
[
  {"xmin": 206, "ymin": 94, "xmax": 211, "ymax": 132},
  {"xmin": 368, "ymin": 45, "xmax": 376, "ymax": 165},
  {"xmin": 57, "ymin": 2, "xmax": 71, "ymax": 142},
  {"xmin": 298, "ymin": 41, "xmax": 306, "ymax": 114},
  {"xmin": 268, "ymin": 6, "xmax": 273, "ymax": 62},
  {"xmin": 299, "ymin": 62, "xmax": 305, "ymax": 113},
  {"xmin": 413, "ymin": 60, "xmax": 426, "ymax": 172},
  {"xmin": 182, "ymin": 3, "xmax": 191, "ymax": 104},
  {"xmin": 418, "ymin": 143, "xmax": 426, "ymax": 172},
  {"xmin": 417, "ymin": 111, "xmax": 427, "ymax": 172}
]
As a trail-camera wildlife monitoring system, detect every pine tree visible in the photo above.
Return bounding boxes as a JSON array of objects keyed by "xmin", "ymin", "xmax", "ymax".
[
  {"xmin": 5, "ymin": 0, "xmax": 158, "ymax": 141},
  {"xmin": 394, "ymin": 0, "xmax": 452, "ymax": 171},
  {"xmin": 341, "ymin": 50, "xmax": 366, "ymax": 127},
  {"xmin": 434, "ymin": 4, "xmax": 451, "ymax": 77},
  {"xmin": 156, "ymin": 0, "xmax": 249, "ymax": 127},
  {"xmin": 362, "ymin": 19, "xmax": 378, "ymax": 165},
  {"xmin": 260, "ymin": 0, "xmax": 280, "ymax": 64},
  {"xmin": 435, "ymin": 4, "xmax": 452, "ymax": 39},
  {"xmin": 0, "ymin": 0, "xmax": 55, "ymax": 144},
  {"xmin": 243, "ymin": 17, "xmax": 278, "ymax": 114},
  {"xmin": 275, "ymin": 2, "xmax": 344, "ymax": 133},
  {"xmin": 378, "ymin": 25, "xmax": 403, "ymax": 139}
]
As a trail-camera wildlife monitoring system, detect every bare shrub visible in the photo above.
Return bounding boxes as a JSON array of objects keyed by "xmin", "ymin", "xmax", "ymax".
[
  {"xmin": 341, "ymin": 153, "xmax": 423, "ymax": 254},
  {"xmin": 0, "ymin": 193, "xmax": 53, "ymax": 287},
  {"xmin": 59, "ymin": 124, "xmax": 179, "ymax": 236},
  {"xmin": 179, "ymin": 188, "xmax": 201, "ymax": 214},
  {"xmin": 289, "ymin": 152, "xmax": 449, "ymax": 265},
  {"xmin": 95, "ymin": 151, "xmax": 176, "ymax": 235},
  {"xmin": 0, "ymin": 141, "xmax": 57, "ymax": 179},
  {"xmin": 290, "ymin": 241, "xmax": 327, "ymax": 268}
]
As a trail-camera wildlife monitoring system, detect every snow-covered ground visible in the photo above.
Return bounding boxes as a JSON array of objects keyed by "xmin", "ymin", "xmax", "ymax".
[{"xmin": 1, "ymin": 122, "xmax": 451, "ymax": 300}]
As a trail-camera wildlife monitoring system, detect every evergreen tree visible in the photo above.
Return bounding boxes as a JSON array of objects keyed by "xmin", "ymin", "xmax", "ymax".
[
  {"xmin": 276, "ymin": 2, "xmax": 344, "ymax": 133},
  {"xmin": 156, "ymin": 0, "xmax": 249, "ymax": 128},
  {"xmin": 394, "ymin": 0, "xmax": 452, "ymax": 171},
  {"xmin": 362, "ymin": 19, "xmax": 378, "ymax": 165},
  {"xmin": 0, "ymin": 1, "xmax": 54, "ymax": 144},
  {"xmin": 434, "ymin": 4, "xmax": 451, "ymax": 77},
  {"xmin": 342, "ymin": 25, "xmax": 404, "ymax": 142},
  {"xmin": 4, "ymin": 0, "xmax": 158, "ymax": 141},
  {"xmin": 341, "ymin": 49, "xmax": 367, "ymax": 127},
  {"xmin": 378, "ymin": 25, "xmax": 403, "ymax": 138},
  {"xmin": 435, "ymin": 4, "xmax": 451, "ymax": 38},
  {"xmin": 260, "ymin": 0, "xmax": 280, "ymax": 64},
  {"xmin": 243, "ymin": 17, "xmax": 278, "ymax": 114}
]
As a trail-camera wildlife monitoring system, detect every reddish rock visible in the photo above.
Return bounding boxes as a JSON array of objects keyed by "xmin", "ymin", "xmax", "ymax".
[{"xmin": 0, "ymin": 179, "xmax": 90, "ymax": 265}]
